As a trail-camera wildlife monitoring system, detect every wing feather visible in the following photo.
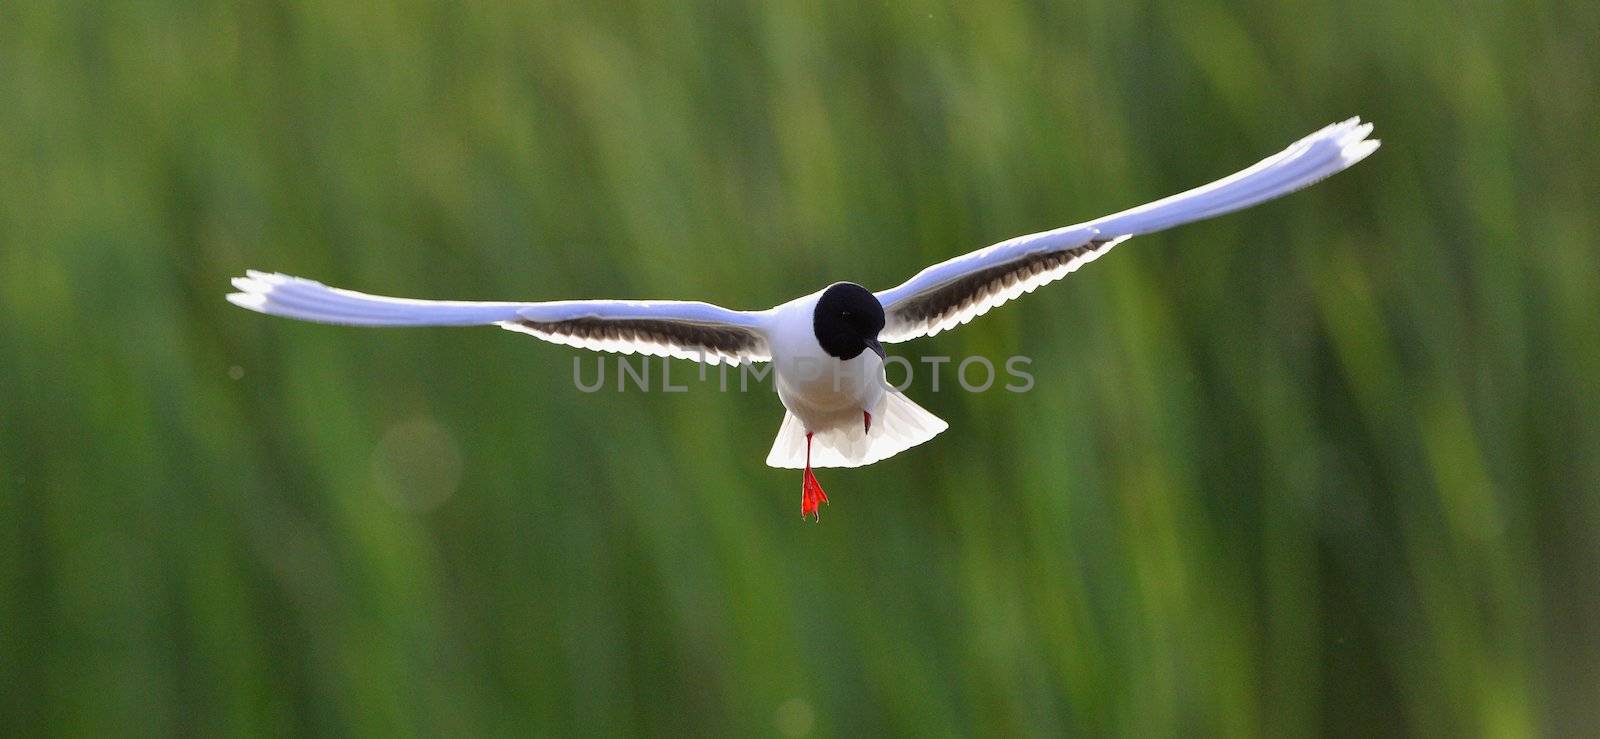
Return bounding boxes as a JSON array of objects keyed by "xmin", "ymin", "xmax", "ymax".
[
  {"xmin": 876, "ymin": 118, "xmax": 1378, "ymax": 343},
  {"xmin": 228, "ymin": 272, "xmax": 771, "ymax": 364}
]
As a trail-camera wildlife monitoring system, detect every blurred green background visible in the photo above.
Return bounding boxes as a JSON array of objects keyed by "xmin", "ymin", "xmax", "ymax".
[{"xmin": 2, "ymin": 0, "xmax": 1597, "ymax": 735}]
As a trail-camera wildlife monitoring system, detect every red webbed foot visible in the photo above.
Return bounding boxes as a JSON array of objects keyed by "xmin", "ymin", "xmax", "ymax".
[
  {"xmin": 800, "ymin": 431, "xmax": 829, "ymax": 521},
  {"xmin": 802, "ymin": 467, "xmax": 829, "ymax": 520}
]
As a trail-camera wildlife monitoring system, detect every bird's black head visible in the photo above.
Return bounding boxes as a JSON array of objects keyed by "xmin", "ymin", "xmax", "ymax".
[{"xmin": 813, "ymin": 282, "xmax": 886, "ymax": 361}]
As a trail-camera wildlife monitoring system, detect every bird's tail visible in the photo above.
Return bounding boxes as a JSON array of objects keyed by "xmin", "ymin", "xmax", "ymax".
[
  {"xmin": 1085, "ymin": 117, "xmax": 1379, "ymax": 238},
  {"xmin": 765, "ymin": 392, "xmax": 948, "ymax": 469},
  {"xmin": 227, "ymin": 271, "xmax": 529, "ymax": 326}
]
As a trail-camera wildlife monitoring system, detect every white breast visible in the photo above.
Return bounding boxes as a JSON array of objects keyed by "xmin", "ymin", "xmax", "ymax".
[{"xmin": 765, "ymin": 292, "xmax": 888, "ymax": 433}]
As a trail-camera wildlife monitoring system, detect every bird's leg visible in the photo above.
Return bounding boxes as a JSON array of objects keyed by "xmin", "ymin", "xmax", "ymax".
[
  {"xmin": 801, "ymin": 431, "xmax": 828, "ymax": 521},
  {"xmin": 863, "ymin": 410, "xmax": 872, "ymax": 434}
]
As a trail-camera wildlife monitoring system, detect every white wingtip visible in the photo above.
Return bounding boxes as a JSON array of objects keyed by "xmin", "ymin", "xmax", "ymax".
[
  {"xmin": 1334, "ymin": 118, "xmax": 1379, "ymax": 156},
  {"xmin": 1086, "ymin": 117, "xmax": 1380, "ymax": 237},
  {"xmin": 225, "ymin": 270, "xmax": 528, "ymax": 327},
  {"xmin": 226, "ymin": 291, "xmax": 266, "ymax": 311}
]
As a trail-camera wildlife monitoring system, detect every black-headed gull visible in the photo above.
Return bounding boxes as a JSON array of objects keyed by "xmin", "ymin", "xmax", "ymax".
[{"xmin": 230, "ymin": 118, "xmax": 1378, "ymax": 519}]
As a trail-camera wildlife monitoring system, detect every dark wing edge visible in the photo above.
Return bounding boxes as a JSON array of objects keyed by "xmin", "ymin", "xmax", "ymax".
[
  {"xmin": 226, "ymin": 272, "xmax": 771, "ymax": 365},
  {"xmin": 501, "ymin": 304, "xmax": 772, "ymax": 365},
  {"xmin": 874, "ymin": 118, "xmax": 1381, "ymax": 344},
  {"xmin": 876, "ymin": 236, "xmax": 1126, "ymax": 343}
]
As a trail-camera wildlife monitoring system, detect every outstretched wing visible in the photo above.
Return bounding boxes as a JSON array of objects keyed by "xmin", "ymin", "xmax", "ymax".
[
  {"xmin": 875, "ymin": 118, "xmax": 1379, "ymax": 343},
  {"xmin": 228, "ymin": 272, "xmax": 772, "ymax": 364}
]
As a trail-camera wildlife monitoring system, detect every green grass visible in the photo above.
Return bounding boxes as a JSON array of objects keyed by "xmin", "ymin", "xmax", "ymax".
[{"xmin": 2, "ymin": 0, "xmax": 1597, "ymax": 735}]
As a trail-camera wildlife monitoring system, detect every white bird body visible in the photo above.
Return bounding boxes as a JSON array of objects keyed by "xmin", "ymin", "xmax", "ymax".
[
  {"xmin": 767, "ymin": 292, "xmax": 887, "ymax": 431},
  {"xmin": 761, "ymin": 290, "xmax": 947, "ymax": 472},
  {"xmin": 228, "ymin": 119, "xmax": 1380, "ymax": 518}
]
